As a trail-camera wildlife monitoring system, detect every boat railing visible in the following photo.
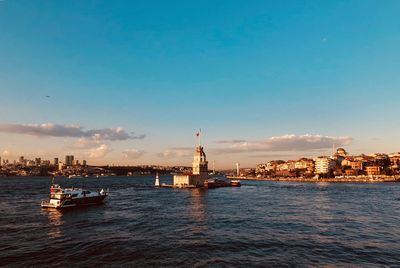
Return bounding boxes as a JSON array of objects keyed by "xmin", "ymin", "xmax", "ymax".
[{"xmin": 41, "ymin": 200, "xmax": 50, "ymax": 206}]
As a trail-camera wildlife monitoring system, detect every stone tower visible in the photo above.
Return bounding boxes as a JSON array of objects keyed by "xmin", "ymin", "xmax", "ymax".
[{"xmin": 192, "ymin": 146, "xmax": 208, "ymax": 176}]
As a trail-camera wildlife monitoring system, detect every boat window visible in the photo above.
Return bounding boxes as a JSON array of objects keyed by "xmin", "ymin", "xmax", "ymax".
[
  {"xmin": 50, "ymin": 194, "xmax": 64, "ymax": 200},
  {"xmin": 71, "ymin": 194, "xmax": 78, "ymax": 197}
]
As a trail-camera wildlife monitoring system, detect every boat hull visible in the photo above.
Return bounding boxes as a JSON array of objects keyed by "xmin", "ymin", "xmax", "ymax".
[
  {"xmin": 41, "ymin": 195, "xmax": 107, "ymax": 209},
  {"xmin": 204, "ymin": 179, "xmax": 230, "ymax": 188},
  {"xmin": 230, "ymin": 180, "xmax": 242, "ymax": 187}
]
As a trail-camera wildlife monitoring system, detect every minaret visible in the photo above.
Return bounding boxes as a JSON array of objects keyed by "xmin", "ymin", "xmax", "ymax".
[
  {"xmin": 236, "ymin": 162, "xmax": 240, "ymax": 177},
  {"xmin": 212, "ymin": 161, "xmax": 216, "ymax": 174}
]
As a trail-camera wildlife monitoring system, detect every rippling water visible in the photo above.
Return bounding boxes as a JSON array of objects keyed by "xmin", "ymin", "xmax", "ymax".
[{"xmin": 1, "ymin": 176, "xmax": 400, "ymax": 267}]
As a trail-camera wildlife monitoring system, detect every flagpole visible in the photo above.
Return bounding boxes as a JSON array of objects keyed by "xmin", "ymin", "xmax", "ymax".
[{"xmin": 199, "ymin": 128, "xmax": 202, "ymax": 147}]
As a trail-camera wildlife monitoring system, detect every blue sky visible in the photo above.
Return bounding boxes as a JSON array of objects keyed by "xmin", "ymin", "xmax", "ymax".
[{"xmin": 0, "ymin": 0, "xmax": 399, "ymax": 168}]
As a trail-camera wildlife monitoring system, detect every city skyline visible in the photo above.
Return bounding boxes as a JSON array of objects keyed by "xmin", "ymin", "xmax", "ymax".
[{"xmin": 1, "ymin": 1, "xmax": 400, "ymax": 168}]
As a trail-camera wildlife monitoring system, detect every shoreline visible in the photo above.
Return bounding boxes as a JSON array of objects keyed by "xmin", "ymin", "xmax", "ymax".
[{"xmin": 226, "ymin": 176, "xmax": 400, "ymax": 183}]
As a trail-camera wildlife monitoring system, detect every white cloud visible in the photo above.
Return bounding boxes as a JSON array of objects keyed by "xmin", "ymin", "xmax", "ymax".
[
  {"xmin": 157, "ymin": 147, "xmax": 193, "ymax": 158},
  {"xmin": 122, "ymin": 149, "xmax": 146, "ymax": 159},
  {"xmin": 214, "ymin": 134, "xmax": 353, "ymax": 154},
  {"xmin": 215, "ymin": 139, "xmax": 246, "ymax": 144},
  {"xmin": 85, "ymin": 144, "xmax": 111, "ymax": 159},
  {"xmin": 0, "ymin": 123, "xmax": 145, "ymax": 141},
  {"xmin": 69, "ymin": 138, "xmax": 100, "ymax": 149}
]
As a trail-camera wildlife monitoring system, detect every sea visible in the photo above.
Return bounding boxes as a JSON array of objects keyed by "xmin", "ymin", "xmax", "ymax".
[{"xmin": 1, "ymin": 176, "xmax": 400, "ymax": 267}]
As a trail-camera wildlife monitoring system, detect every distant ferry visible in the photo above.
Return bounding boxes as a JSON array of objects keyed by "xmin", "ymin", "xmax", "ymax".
[
  {"xmin": 204, "ymin": 178, "xmax": 231, "ymax": 188},
  {"xmin": 204, "ymin": 178, "xmax": 242, "ymax": 188},
  {"xmin": 41, "ymin": 183, "xmax": 108, "ymax": 209},
  {"xmin": 68, "ymin": 174, "xmax": 83, "ymax": 179}
]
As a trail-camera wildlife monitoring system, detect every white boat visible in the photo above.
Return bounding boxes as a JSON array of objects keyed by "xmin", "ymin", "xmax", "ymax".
[
  {"xmin": 68, "ymin": 174, "xmax": 83, "ymax": 179},
  {"xmin": 41, "ymin": 184, "xmax": 108, "ymax": 209},
  {"xmin": 230, "ymin": 180, "xmax": 241, "ymax": 187}
]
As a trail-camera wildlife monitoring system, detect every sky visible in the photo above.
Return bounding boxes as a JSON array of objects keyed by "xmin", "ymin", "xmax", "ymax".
[{"xmin": 0, "ymin": 0, "xmax": 399, "ymax": 168}]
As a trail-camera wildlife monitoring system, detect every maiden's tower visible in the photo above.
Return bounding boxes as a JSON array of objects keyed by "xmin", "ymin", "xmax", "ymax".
[{"xmin": 173, "ymin": 131, "xmax": 209, "ymax": 187}]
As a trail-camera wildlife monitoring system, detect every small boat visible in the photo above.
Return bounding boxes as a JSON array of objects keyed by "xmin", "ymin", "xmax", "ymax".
[
  {"xmin": 230, "ymin": 180, "xmax": 241, "ymax": 187},
  {"xmin": 41, "ymin": 183, "xmax": 108, "ymax": 209},
  {"xmin": 68, "ymin": 174, "xmax": 83, "ymax": 179}
]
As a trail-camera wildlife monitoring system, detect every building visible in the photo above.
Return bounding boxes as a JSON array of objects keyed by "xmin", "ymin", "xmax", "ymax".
[
  {"xmin": 345, "ymin": 169, "xmax": 359, "ymax": 176},
  {"xmin": 314, "ymin": 156, "xmax": 336, "ymax": 174},
  {"xmin": 350, "ymin": 161, "xmax": 363, "ymax": 170},
  {"xmin": 295, "ymin": 158, "xmax": 314, "ymax": 170},
  {"xmin": 341, "ymin": 157, "xmax": 353, "ymax": 168},
  {"xmin": 58, "ymin": 162, "xmax": 65, "ymax": 171},
  {"xmin": 277, "ymin": 163, "xmax": 289, "ymax": 171},
  {"xmin": 35, "ymin": 158, "xmax": 41, "ymax": 166},
  {"xmin": 366, "ymin": 166, "xmax": 381, "ymax": 176},
  {"xmin": 53, "ymin": 158, "xmax": 59, "ymax": 166},
  {"xmin": 173, "ymin": 143, "xmax": 209, "ymax": 187},
  {"xmin": 82, "ymin": 160, "xmax": 87, "ymax": 166},
  {"xmin": 336, "ymin": 148, "xmax": 348, "ymax": 157},
  {"xmin": 65, "ymin": 155, "xmax": 74, "ymax": 166},
  {"xmin": 389, "ymin": 153, "xmax": 400, "ymax": 173},
  {"xmin": 256, "ymin": 160, "xmax": 285, "ymax": 174},
  {"xmin": 19, "ymin": 156, "xmax": 24, "ymax": 164},
  {"xmin": 286, "ymin": 160, "xmax": 297, "ymax": 171},
  {"xmin": 41, "ymin": 160, "xmax": 51, "ymax": 166},
  {"xmin": 371, "ymin": 153, "xmax": 390, "ymax": 167},
  {"xmin": 73, "ymin": 159, "xmax": 80, "ymax": 166}
]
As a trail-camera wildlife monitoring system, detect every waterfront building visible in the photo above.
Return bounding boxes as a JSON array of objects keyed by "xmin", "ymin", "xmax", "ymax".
[
  {"xmin": 295, "ymin": 158, "xmax": 314, "ymax": 170},
  {"xmin": 53, "ymin": 158, "xmax": 59, "ymax": 166},
  {"xmin": 65, "ymin": 155, "xmax": 74, "ymax": 166},
  {"xmin": 366, "ymin": 166, "xmax": 381, "ymax": 176},
  {"xmin": 345, "ymin": 169, "xmax": 359, "ymax": 176},
  {"xmin": 269, "ymin": 160, "xmax": 284, "ymax": 171},
  {"xmin": 35, "ymin": 158, "xmax": 41, "ymax": 166},
  {"xmin": 19, "ymin": 156, "xmax": 24, "ymax": 164},
  {"xmin": 82, "ymin": 160, "xmax": 87, "ymax": 166},
  {"xmin": 256, "ymin": 164, "xmax": 267, "ymax": 174},
  {"xmin": 73, "ymin": 159, "xmax": 80, "ymax": 166},
  {"xmin": 314, "ymin": 156, "xmax": 336, "ymax": 174},
  {"xmin": 389, "ymin": 153, "xmax": 400, "ymax": 173},
  {"xmin": 277, "ymin": 163, "xmax": 289, "ymax": 171},
  {"xmin": 371, "ymin": 153, "xmax": 390, "ymax": 167},
  {"xmin": 287, "ymin": 160, "xmax": 296, "ymax": 171},
  {"xmin": 256, "ymin": 160, "xmax": 285, "ymax": 174},
  {"xmin": 350, "ymin": 161, "xmax": 363, "ymax": 170},
  {"xmin": 173, "ymin": 134, "xmax": 209, "ymax": 187}
]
